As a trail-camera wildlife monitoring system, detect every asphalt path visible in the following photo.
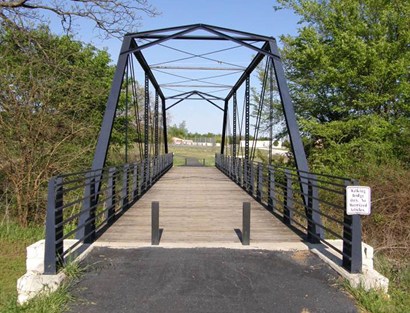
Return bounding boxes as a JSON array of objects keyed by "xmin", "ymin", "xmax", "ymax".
[{"xmin": 68, "ymin": 247, "xmax": 357, "ymax": 313}]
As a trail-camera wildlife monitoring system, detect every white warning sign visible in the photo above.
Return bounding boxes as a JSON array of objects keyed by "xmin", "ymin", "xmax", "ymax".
[{"xmin": 346, "ymin": 186, "xmax": 371, "ymax": 215}]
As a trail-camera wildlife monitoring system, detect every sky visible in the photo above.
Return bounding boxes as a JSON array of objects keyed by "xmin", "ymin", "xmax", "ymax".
[{"xmin": 50, "ymin": 0, "xmax": 302, "ymax": 134}]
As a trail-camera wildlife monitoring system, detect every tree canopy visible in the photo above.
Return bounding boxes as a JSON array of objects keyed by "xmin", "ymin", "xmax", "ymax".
[
  {"xmin": 275, "ymin": 0, "xmax": 410, "ymax": 173},
  {"xmin": 0, "ymin": 26, "xmax": 114, "ymax": 225},
  {"xmin": 0, "ymin": 0, "xmax": 158, "ymax": 38}
]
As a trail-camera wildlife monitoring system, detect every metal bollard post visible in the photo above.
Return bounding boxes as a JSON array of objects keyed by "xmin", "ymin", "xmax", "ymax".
[
  {"xmin": 242, "ymin": 202, "xmax": 251, "ymax": 245},
  {"xmin": 151, "ymin": 201, "xmax": 160, "ymax": 245}
]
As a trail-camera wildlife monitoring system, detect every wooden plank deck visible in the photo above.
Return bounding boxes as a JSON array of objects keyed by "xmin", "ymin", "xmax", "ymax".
[{"xmin": 97, "ymin": 166, "xmax": 304, "ymax": 248}]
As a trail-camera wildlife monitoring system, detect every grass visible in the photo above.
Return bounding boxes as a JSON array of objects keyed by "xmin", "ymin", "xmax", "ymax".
[
  {"xmin": 169, "ymin": 145, "xmax": 219, "ymax": 166},
  {"xmin": 0, "ymin": 222, "xmax": 44, "ymax": 311},
  {"xmin": 0, "ymin": 221, "xmax": 86, "ymax": 313},
  {"xmin": 343, "ymin": 255, "xmax": 410, "ymax": 313},
  {"xmin": 1, "ymin": 284, "xmax": 73, "ymax": 313}
]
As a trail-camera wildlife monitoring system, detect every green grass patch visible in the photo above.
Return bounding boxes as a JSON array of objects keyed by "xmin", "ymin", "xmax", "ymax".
[
  {"xmin": 344, "ymin": 255, "xmax": 410, "ymax": 313},
  {"xmin": 0, "ymin": 222, "xmax": 44, "ymax": 311},
  {"xmin": 0, "ymin": 222, "xmax": 86, "ymax": 313},
  {"xmin": 169, "ymin": 145, "xmax": 219, "ymax": 167},
  {"xmin": 1, "ymin": 284, "xmax": 73, "ymax": 313}
]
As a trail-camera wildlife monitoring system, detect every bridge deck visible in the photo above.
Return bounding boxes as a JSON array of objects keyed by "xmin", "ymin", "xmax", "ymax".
[{"xmin": 97, "ymin": 167, "xmax": 304, "ymax": 249}]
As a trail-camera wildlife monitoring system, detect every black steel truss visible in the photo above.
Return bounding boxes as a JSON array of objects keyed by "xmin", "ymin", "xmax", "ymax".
[{"xmin": 89, "ymin": 23, "xmax": 310, "ymax": 206}]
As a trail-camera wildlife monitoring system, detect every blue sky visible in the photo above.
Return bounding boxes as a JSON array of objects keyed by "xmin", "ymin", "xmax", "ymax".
[{"xmin": 51, "ymin": 1, "xmax": 302, "ymax": 134}]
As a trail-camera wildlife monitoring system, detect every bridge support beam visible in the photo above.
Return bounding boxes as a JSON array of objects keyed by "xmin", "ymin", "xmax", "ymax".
[
  {"xmin": 268, "ymin": 39, "xmax": 314, "ymax": 223},
  {"xmin": 144, "ymin": 73, "xmax": 150, "ymax": 186},
  {"xmin": 154, "ymin": 92, "xmax": 159, "ymax": 156},
  {"xmin": 162, "ymin": 97, "xmax": 168, "ymax": 153},
  {"xmin": 220, "ymin": 99, "xmax": 229, "ymax": 154},
  {"xmin": 232, "ymin": 92, "xmax": 237, "ymax": 159}
]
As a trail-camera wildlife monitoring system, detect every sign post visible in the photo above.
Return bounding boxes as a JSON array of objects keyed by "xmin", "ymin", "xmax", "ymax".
[{"xmin": 346, "ymin": 186, "xmax": 371, "ymax": 215}]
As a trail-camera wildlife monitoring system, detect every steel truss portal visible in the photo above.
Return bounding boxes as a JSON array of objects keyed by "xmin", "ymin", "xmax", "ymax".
[{"xmin": 88, "ymin": 23, "xmax": 312, "ymax": 222}]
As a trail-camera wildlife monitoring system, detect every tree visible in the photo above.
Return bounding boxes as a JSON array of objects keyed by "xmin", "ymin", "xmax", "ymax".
[
  {"xmin": 0, "ymin": 0, "xmax": 158, "ymax": 38},
  {"xmin": 275, "ymin": 0, "xmax": 410, "ymax": 171},
  {"xmin": 168, "ymin": 121, "xmax": 189, "ymax": 140},
  {"xmin": 0, "ymin": 26, "xmax": 114, "ymax": 226}
]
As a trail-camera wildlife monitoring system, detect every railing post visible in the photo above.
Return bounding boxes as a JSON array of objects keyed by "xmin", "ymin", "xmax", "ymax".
[
  {"xmin": 122, "ymin": 164, "xmax": 129, "ymax": 210},
  {"xmin": 153, "ymin": 157, "xmax": 157, "ymax": 182},
  {"xmin": 151, "ymin": 201, "xmax": 160, "ymax": 245},
  {"xmin": 238, "ymin": 158, "xmax": 242, "ymax": 186},
  {"xmin": 283, "ymin": 169, "xmax": 293, "ymax": 225},
  {"xmin": 83, "ymin": 173, "xmax": 97, "ymax": 243},
  {"xmin": 257, "ymin": 163, "xmax": 263, "ymax": 201},
  {"xmin": 242, "ymin": 202, "xmax": 251, "ymax": 245},
  {"xmin": 306, "ymin": 174, "xmax": 324, "ymax": 243},
  {"xmin": 44, "ymin": 176, "xmax": 64, "ymax": 274},
  {"xmin": 250, "ymin": 162, "xmax": 254, "ymax": 195},
  {"xmin": 343, "ymin": 180, "xmax": 362, "ymax": 273},
  {"xmin": 268, "ymin": 167, "xmax": 275, "ymax": 212},
  {"xmin": 149, "ymin": 157, "xmax": 153, "ymax": 186},
  {"xmin": 132, "ymin": 163, "xmax": 138, "ymax": 200},
  {"xmin": 106, "ymin": 167, "xmax": 116, "ymax": 225},
  {"xmin": 140, "ymin": 161, "xmax": 145, "ymax": 192}
]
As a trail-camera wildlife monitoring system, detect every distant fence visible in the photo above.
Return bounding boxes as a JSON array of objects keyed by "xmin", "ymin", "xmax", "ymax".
[
  {"xmin": 215, "ymin": 154, "xmax": 362, "ymax": 273},
  {"xmin": 44, "ymin": 154, "xmax": 173, "ymax": 274}
]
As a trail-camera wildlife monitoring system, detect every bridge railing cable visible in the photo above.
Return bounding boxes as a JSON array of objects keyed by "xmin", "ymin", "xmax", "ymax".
[
  {"xmin": 215, "ymin": 154, "xmax": 362, "ymax": 274},
  {"xmin": 44, "ymin": 153, "xmax": 173, "ymax": 275}
]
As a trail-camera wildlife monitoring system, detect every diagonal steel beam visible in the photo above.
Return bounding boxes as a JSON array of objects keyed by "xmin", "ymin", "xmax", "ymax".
[
  {"xmin": 124, "ymin": 25, "xmax": 202, "ymax": 55},
  {"xmin": 201, "ymin": 25, "xmax": 280, "ymax": 60},
  {"xmin": 130, "ymin": 39, "xmax": 165, "ymax": 101},
  {"xmin": 195, "ymin": 92, "xmax": 224, "ymax": 111}
]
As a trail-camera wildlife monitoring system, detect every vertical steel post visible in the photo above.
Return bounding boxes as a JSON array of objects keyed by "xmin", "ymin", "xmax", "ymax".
[
  {"xmin": 343, "ymin": 180, "xmax": 363, "ymax": 273},
  {"xmin": 151, "ymin": 201, "xmax": 160, "ymax": 245},
  {"xmin": 268, "ymin": 167, "xmax": 275, "ymax": 211},
  {"xmin": 154, "ymin": 92, "xmax": 159, "ymax": 156},
  {"xmin": 245, "ymin": 76, "xmax": 250, "ymax": 161},
  {"xmin": 257, "ymin": 163, "xmax": 263, "ymax": 201},
  {"xmin": 220, "ymin": 99, "xmax": 229, "ymax": 154},
  {"xmin": 140, "ymin": 161, "xmax": 145, "ymax": 192},
  {"xmin": 132, "ymin": 164, "xmax": 138, "ymax": 200},
  {"xmin": 269, "ymin": 60, "xmax": 274, "ymax": 165},
  {"xmin": 250, "ymin": 161, "xmax": 255, "ymax": 195},
  {"xmin": 44, "ymin": 176, "xmax": 64, "ymax": 274},
  {"xmin": 162, "ymin": 97, "xmax": 168, "ymax": 154},
  {"xmin": 245, "ymin": 76, "xmax": 251, "ymax": 193},
  {"xmin": 284, "ymin": 169, "xmax": 293, "ymax": 225},
  {"xmin": 106, "ymin": 167, "xmax": 116, "ymax": 225},
  {"xmin": 242, "ymin": 202, "xmax": 251, "ymax": 245},
  {"xmin": 307, "ymin": 174, "xmax": 324, "ymax": 243},
  {"xmin": 122, "ymin": 164, "xmax": 129, "ymax": 210},
  {"xmin": 78, "ymin": 173, "xmax": 97, "ymax": 243},
  {"xmin": 232, "ymin": 92, "xmax": 237, "ymax": 159},
  {"xmin": 144, "ymin": 74, "xmax": 150, "ymax": 186}
]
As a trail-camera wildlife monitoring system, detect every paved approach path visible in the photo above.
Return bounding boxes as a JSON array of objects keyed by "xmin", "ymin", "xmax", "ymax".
[
  {"xmin": 97, "ymin": 166, "xmax": 303, "ymax": 249},
  {"xmin": 68, "ymin": 247, "xmax": 358, "ymax": 313}
]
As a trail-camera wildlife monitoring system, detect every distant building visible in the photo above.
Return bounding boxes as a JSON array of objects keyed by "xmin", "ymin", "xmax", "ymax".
[
  {"xmin": 238, "ymin": 140, "xmax": 288, "ymax": 156},
  {"xmin": 172, "ymin": 137, "xmax": 194, "ymax": 145}
]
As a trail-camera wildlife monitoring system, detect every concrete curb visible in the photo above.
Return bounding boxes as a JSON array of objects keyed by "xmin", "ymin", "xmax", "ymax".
[
  {"xmin": 17, "ymin": 239, "xmax": 94, "ymax": 304},
  {"xmin": 308, "ymin": 240, "xmax": 389, "ymax": 293}
]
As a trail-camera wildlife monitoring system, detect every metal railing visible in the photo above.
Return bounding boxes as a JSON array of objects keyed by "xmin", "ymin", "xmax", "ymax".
[
  {"xmin": 215, "ymin": 154, "xmax": 362, "ymax": 273},
  {"xmin": 44, "ymin": 153, "xmax": 173, "ymax": 274}
]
